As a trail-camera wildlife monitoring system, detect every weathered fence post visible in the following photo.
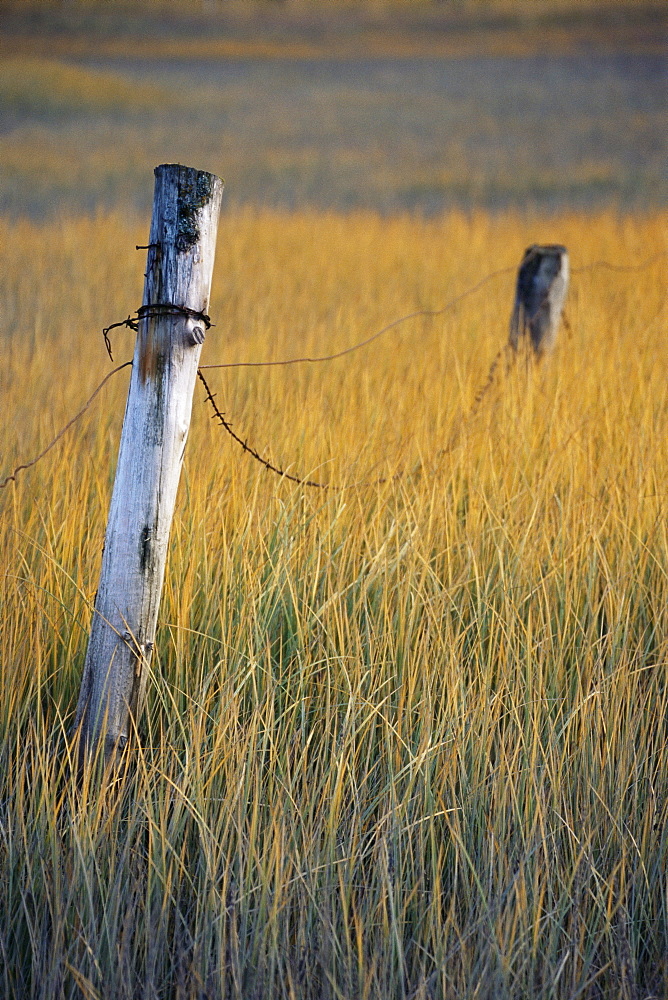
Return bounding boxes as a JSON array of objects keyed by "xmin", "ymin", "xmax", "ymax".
[
  {"xmin": 509, "ymin": 244, "xmax": 569, "ymax": 356},
  {"xmin": 74, "ymin": 164, "xmax": 223, "ymax": 760}
]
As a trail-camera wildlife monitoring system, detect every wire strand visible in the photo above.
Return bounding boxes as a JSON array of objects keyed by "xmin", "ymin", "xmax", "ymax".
[
  {"xmin": 199, "ymin": 265, "xmax": 517, "ymax": 370},
  {"xmin": 0, "ymin": 362, "xmax": 132, "ymax": 491},
  {"xmin": 3, "ymin": 250, "xmax": 663, "ymax": 492},
  {"xmin": 571, "ymin": 251, "xmax": 667, "ymax": 275},
  {"xmin": 199, "ymin": 252, "xmax": 666, "ymax": 372},
  {"xmin": 197, "ymin": 369, "xmax": 332, "ymax": 489}
]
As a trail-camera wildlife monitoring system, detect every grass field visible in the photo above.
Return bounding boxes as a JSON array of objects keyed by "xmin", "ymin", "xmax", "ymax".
[
  {"xmin": 0, "ymin": 0, "xmax": 667, "ymax": 994},
  {"xmin": 0, "ymin": 205, "xmax": 666, "ymax": 998}
]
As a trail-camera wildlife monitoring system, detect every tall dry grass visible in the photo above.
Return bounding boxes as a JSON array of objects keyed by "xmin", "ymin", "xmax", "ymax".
[{"xmin": 0, "ymin": 207, "xmax": 666, "ymax": 998}]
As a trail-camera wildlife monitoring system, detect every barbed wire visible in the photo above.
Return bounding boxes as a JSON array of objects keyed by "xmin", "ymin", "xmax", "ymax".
[
  {"xmin": 570, "ymin": 251, "xmax": 666, "ymax": 275},
  {"xmin": 103, "ymin": 304, "xmax": 213, "ymax": 362},
  {"xmin": 0, "ymin": 363, "xmax": 132, "ymax": 491},
  {"xmin": 199, "ymin": 252, "xmax": 666, "ymax": 372},
  {"xmin": 197, "ymin": 369, "xmax": 333, "ymax": 489},
  {"xmin": 199, "ymin": 250, "xmax": 665, "ymax": 486},
  {"xmin": 1, "ymin": 250, "xmax": 664, "ymax": 493},
  {"xmin": 199, "ymin": 264, "xmax": 517, "ymax": 371}
]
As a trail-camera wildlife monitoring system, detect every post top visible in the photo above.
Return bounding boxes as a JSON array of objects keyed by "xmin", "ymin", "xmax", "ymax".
[
  {"xmin": 154, "ymin": 163, "xmax": 223, "ymax": 186},
  {"xmin": 523, "ymin": 243, "xmax": 568, "ymax": 257},
  {"xmin": 150, "ymin": 164, "xmax": 224, "ymax": 258}
]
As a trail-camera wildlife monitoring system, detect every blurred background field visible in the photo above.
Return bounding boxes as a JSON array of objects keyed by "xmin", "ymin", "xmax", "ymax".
[{"xmin": 0, "ymin": 0, "xmax": 666, "ymax": 217}]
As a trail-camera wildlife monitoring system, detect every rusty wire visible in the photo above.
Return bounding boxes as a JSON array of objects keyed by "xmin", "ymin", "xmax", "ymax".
[
  {"xmin": 199, "ymin": 250, "xmax": 665, "ymax": 486},
  {"xmin": 0, "ymin": 363, "xmax": 133, "ymax": 491},
  {"xmin": 2, "ymin": 250, "xmax": 664, "ymax": 493},
  {"xmin": 103, "ymin": 303, "xmax": 213, "ymax": 362},
  {"xmin": 197, "ymin": 369, "xmax": 334, "ymax": 489},
  {"xmin": 570, "ymin": 251, "xmax": 667, "ymax": 275},
  {"xmin": 199, "ymin": 265, "xmax": 517, "ymax": 371},
  {"xmin": 198, "ymin": 251, "xmax": 666, "ymax": 372}
]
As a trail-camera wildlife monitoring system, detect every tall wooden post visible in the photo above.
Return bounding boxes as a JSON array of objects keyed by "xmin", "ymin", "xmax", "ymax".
[
  {"xmin": 74, "ymin": 164, "xmax": 223, "ymax": 759},
  {"xmin": 509, "ymin": 244, "xmax": 569, "ymax": 356}
]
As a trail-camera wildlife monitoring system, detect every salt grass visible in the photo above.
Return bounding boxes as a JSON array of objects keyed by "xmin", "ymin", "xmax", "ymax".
[{"xmin": 0, "ymin": 207, "xmax": 666, "ymax": 997}]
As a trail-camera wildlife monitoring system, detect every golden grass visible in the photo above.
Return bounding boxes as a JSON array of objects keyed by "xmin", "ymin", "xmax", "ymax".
[
  {"xmin": 0, "ymin": 58, "xmax": 173, "ymax": 117},
  {"xmin": 5, "ymin": 0, "xmax": 660, "ymax": 12},
  {"xmin": 3, "ymin": 49, "xmax": 665, "ymax": 220},
  {"xmin": 0, "ymin": 206, "xmax": 666, "ymax": 997},
  {"xmin": 2, "ymin": 0, "xmax": 665, "ymax": 63}
]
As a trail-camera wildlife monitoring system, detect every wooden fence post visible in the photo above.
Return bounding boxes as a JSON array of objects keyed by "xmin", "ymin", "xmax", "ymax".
[
  {"xmin": 74, "ymin": 164, "xmax": 223, "ymax": 760},
  {"xmin": 509, "ymin": 244, "xmax": 569, "ymax": 356}
]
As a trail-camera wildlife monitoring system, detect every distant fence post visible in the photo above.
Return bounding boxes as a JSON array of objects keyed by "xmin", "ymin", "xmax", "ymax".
[
  {"xmin": 509, "ymin": 244, "xmax": 569, "ymax": 356},
  {"xmin": 74, "ymin": 163, "xmax": 223, "ymax": 761}
]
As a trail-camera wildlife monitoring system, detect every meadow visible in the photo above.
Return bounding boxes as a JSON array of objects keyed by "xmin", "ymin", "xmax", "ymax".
[
  {"xmin": 0, "ymin": 0, "xmax": 667, "ymax": 995},
  {"xmin": 0, "ymin": 205, "xmax": 666, "ymax": 998}
]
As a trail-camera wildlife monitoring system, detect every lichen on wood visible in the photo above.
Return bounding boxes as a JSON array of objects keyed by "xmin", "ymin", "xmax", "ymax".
[{"xmin": 175, "ymin": 171, "xmax": 215, "ymax": 255}]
